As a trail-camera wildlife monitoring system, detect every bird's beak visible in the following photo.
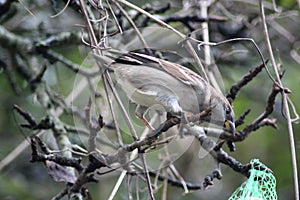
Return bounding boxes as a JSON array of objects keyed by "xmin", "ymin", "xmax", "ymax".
[{"xmin": 224, "ymin": 120, "xmax": 235, "ymax": 134}]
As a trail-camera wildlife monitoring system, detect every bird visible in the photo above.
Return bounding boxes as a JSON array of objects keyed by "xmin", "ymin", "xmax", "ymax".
[{"xmin": 103, "ymin": 51, "xmax": 235, "ymax": 133}]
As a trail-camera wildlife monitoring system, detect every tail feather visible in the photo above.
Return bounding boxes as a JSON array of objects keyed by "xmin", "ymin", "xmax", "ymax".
[{"xmin": 92, "ymin": 49, "xmax": 126, "ymax": 71}]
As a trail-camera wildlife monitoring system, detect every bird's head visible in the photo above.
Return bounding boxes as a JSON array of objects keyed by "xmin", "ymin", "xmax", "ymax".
[
  {"xmin": 223, "ymin": 103, "xmax": 235, "ymax": 134},
  {"xmin": 209, "ymin": 89, "xmax": 235, "ymax": 134}
]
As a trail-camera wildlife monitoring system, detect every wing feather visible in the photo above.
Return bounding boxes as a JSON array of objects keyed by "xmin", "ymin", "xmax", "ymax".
[{"xmin": 112, "ymin": 52, "xmax": 206, "ymax": 87}]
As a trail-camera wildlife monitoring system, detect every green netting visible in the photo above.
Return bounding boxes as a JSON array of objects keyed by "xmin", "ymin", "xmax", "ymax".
[{"xmin": 229, "ymin": 159, "xmax": 277, "ymax": 200}]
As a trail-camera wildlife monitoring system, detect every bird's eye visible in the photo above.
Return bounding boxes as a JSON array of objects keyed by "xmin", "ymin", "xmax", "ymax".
[{"xmin": 225, "ymin": 107, "xmax": 231, "ymax": 115}]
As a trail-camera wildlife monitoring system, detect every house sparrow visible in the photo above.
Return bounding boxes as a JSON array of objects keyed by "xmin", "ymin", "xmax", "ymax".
[{"xmin": 107, "ymin": 51, "xmax": 235, "ymax": 133}]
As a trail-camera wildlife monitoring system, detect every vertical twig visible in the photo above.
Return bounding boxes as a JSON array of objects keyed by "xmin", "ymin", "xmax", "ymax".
[
  {"xmin": 107, "ymin": 114, "xmax": 159, "ymax": 200},
  {"xmin": 259, "ymin": 1, "xmax": 299, "ymax": 199},
  {"xmin": 79, "ymin": 1, "xmax": 156, "ymax": 198},
  {"xmin": 199, "ymin": 0, "xmax": 223, "ymax": 92},
  {"xmin": 127, "ymin": 175, "xmax": 133, "ymax": 200},
  {"xmin": 161, "ymin": 168, "xmax": 168, "ymax": 200},
  {"xmin": 102, "ymin": 78, "xmax": 124, "ymax": 145},
  {"xmin": 200, "ymin": 1, "xmax": 211, "ymax": 67},
  {"xmin": 114, "ymin": 0, "xmax": 209, "ymax": 82},
  {"xmin": 79, "ymin": 0, "xmax": 139, "ymax": 141},
  {"xmin": 113, "ymin": 1, "xmax": 149, "ymax": 50},
  {"xmin": 108, "ymin": 172, "xmax": 127, "ymax": 200},
  {"xmin": 140, "ymin": 153, "xmax": 155, "ymax": 200}
]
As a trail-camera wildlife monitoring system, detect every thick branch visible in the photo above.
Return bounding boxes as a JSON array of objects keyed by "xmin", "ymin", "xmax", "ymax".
[{"xmin": 30, "ymin": 136, "xmax": 84, "ymax": 172}]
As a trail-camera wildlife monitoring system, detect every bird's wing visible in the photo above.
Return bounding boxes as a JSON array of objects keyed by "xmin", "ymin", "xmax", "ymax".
[{"xmin": 113, "ymin": 52, "xmax": 206, "ymax": 87}]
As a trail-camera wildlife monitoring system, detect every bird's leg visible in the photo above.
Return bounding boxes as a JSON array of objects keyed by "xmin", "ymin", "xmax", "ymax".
[
  {"xmin": 135, "ymin": 104, "xmax": 155, "ymax": 130},
  {"xmin": 180, "ymin": 110, "xmax": 196, "ymax": 124}
]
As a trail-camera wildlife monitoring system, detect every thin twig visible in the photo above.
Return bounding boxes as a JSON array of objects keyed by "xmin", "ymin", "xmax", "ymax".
[
  {"xmin": 106, "ymin": 0, "xmax": 123, "ymax": 34},
  {"xmin": 51, "ymin": 0, "xmax": 71, "ymax": 18},
  {"xmin": 79, "ymin": 0, "xmax": 139, "ymax": 142},
  {"xmin": 102, "ymin": 75, "xmax": 124, "ymax": 146},
  {"xmin": 38, "ymin": 49, "xmax": 99, "ymax": 77},
  {"xmin": 30, "ymin": 136, "xmax": 84, "ymax": 172},
  {"xmin": 140, "ymin": 153, "xmax": 155, "ymax": 200},
  {"xmin": 197, "ymin": 37, "xmax": 279, "ymax": 88},
  {"xmin": 85, "ymin": 98, "xmax": 102, "ymax": 152},
  {"xmin": 113, "ymin": 1, "xmax": 149, "ymax": 50},
  {"xmin": 114, "ymin": 0, "xmax": 209, "ymax": 82},
  {"xmin": 107, "ymin": 113, "xmax": 159, "ymax": 200},
  {"xmin": 259, "ymin": 1, "xmax": 299, "ymax": 199},
  {"xmin": 199, "ymin": 1, "xmax": 218, "ymax": 90},
  {"xmin": 0, "ymin": 76, "xmax": 90, "ymax": 172}
]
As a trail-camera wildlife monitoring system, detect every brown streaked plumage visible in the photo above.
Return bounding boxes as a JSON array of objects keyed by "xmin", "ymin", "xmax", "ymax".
[{"xmin": 110, "ymin": 52, "xmax": 235, "ymax": 132}]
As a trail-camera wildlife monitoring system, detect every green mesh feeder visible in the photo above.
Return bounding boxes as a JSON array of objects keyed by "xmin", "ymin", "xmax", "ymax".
[{"xmin": 229, "ymin": 159, "xmax": 277, "ymax": 200}]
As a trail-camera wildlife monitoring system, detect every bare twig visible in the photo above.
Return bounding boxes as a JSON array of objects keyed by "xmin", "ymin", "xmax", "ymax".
[
  {"xmin": 148, "ymin": 170, "xmax": 202, "ymax": 190},
  {"xmin": 163, "ymin": 14, "xmax": 227, "ymax": 24},
  {"xmin": 78, "ymin": 1, "xmax": 156, "ymax": 198},
  {"xmin": 52, "ymin": 184, "xmax": 72, "ymax": 200},
  {"xmin": 226, "ymin": 61, "xmax": 267, "ymax": 103},
  {"xmin": 0, "ymin": 69, "xmax": 92, "ymax": 173},
  {"xmin": 30, "ymin": 136, "xmax": 84, "ymax": 172},
  {"xmin": 112, "ymin": 1, "xmax": 149, "ymax": 50},
  {"xmin": 85, "ymin": 97, "xmax": 103, "ymax": 152},
  {"xmin": 199, "ymin": 0, "xmax": 220, "ymax": 91},
  {"xmin": 197, "ymin": 37, "xmax": 282, "ymax": 88},
  {"xmin": 2, "ymin": 1, "xmax": 298, "ymax": 199},
  {"xmin": 13, "ymin": 104, "xmax": 37, "ymax": 128},
  {"xmin": 37, "ymin": 48, "xmax": 99, "ymax": 77},
  {"xmin": 235, "ymin": 109, "xmax": 251, "ymax": 127},
  {"xmin": 114, "ymin": 0, "xmax": 209, "ymax": 82},
  {"xmin": 222, "ymin": 82, "xmax": 281, "ymax": 142},
  {"xmin": 107, "ymin": 113, "xmax": 159, "ymax": 200},
  {"xmin": 140, "ymin": 153, "xmax": 155, "ymax": 200},
  {"xmin": 259, "ymin": 1, "xmax": 299, "ymax": 199}
]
